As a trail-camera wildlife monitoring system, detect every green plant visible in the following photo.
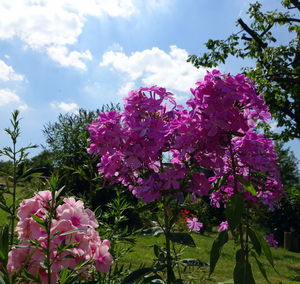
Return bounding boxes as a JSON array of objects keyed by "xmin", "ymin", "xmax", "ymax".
[{"xmin": 0, "ymin": 110, "xmax": 38, "ymax": 247}]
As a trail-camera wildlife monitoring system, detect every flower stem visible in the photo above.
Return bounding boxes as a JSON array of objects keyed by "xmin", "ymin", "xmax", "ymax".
[{"xmin": 163, "ymin": 199, "xmax": 173, "ymax": 284}]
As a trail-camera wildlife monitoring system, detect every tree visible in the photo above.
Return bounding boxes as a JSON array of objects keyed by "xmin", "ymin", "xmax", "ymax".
[
  {"xmin": 43, "ymin": 106, "xmax": 119, "ymax": 197},
  {"xmin": 188, "ymin": 0, "xmax": 300, "ymax": 141},
  {"xmin": 262, "ymin": 142, "xmax": 300, "ymax": 243}
]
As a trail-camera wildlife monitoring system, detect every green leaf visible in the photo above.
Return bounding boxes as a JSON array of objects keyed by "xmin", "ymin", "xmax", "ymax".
[
  {"xmin": 121, "ymin": 266, "xmax": 165, "ymax": 284},
  {"xmin": 251, "ymin": 251, "xmax": 270, "ymax": 283},
  {"xmin": 237, "ymin": 176, "xmax": 257, "ymax": 195},
  {"xmin": 256, "ymin": 232, "xmax": 274, "ymax": 268},
  {"xmin": 30, "ymin": 214, "xmax": 47, "ymax": 232},
  {"xmin": 236, "ymin": 176, "xmax": 256, "ymax": 195},
  {"xmin": 153, "ymin": 244, "xmax": 160, "ymax": 258},
  {"xmin": 143, "ymin": 275, "xmax": 165, "ymax": 283},
  {"xmin": 59, "ymin": 268, "xmax": 69, "ymax": 284},
  {"xmin": 168, "ymin": 232, "xmax": 196, "ymax": 247},
  {"xmin": 233, "ymin": 250, "xmax": 255, "ymax": 284},
  {"xmin": 0, "ymin": 225, "xmax": 9, "ymax": 262},
  {"xmin": 210, "ymin": 171, "xmax": 231, "ymax": 192},
  {"xmin": 58, "ymin": 229, "xmax": 80, "ymax": 237},
  {"xmin": 0, "ymin": 271, "xmax": 8, "ymax": 284},
  {"xmin": 209, "ymin": 230, "xmax": 229, "ymax": 276},
  {"xmin": 248, "ymin": 228, "xmax": 261, "ymax": 256},
  {"xmin": 180, "ymin": 258, "xmax": 209, "ymax": 267},
  {"xmin": 225, "ymin": 194, "xmax": 244, "ymax": 230},
  {"xmin": 142, "ymin": 227, "xmax": 164, "ymax": 237}
]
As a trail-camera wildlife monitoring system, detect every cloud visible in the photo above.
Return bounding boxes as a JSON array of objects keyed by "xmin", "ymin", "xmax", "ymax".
[
  {"xmin": 0, "ymin": 89, "xmax": 20, "ymax": 106},
  {"xmin": 100, "ymin": 45, "xmax": 207, "ymax": 95},
  {"xmin": 0, "ymin": 0, "xmax": 137, "ymax": 70},
  {"xmin": 51, "ymin": 101, "xmax": 79, "ymax": 113},
  {"xmin": 117, "ymin": 81, "xmax": 135, "ymax": 96},
  {"xmin": 47, "ymin": 46, "xmax": 92, "ymax": 71},
  {"xmin": 0, "ymin": 60, "xmax": 24, "ymax": 81}
]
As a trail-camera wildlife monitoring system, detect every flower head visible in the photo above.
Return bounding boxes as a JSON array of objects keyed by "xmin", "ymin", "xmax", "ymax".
[{"xmin": 187, "ymin": 217, "xmax": 203, "ymax": 232}]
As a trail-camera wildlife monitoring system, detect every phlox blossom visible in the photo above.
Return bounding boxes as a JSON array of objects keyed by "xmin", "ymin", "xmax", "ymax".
[
  {"xmin": 187, "ymin": 217, "xmax": 203, "ymax": 232},
  {"xmin": 7, "ymin": 191, "xmax": 113, "ymax": 283},
  {"xmin": 218, "ymin": 221, "xmax": 229, "ymax": 232}
]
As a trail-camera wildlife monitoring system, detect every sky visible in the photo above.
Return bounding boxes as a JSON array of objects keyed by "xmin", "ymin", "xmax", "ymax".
[{"xmin": 0, "ymin": 0, "xmax": 299, "ymax": 163}]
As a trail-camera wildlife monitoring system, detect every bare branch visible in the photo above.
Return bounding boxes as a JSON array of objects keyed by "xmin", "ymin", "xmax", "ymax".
[{"xmin": 237, "ymin": 18, "xmax": 268, "ymax": 49}]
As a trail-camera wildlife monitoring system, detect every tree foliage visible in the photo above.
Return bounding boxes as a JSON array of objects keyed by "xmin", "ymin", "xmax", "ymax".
[
  {"xmin": 261, "ymin": 142, "xmax": 300, "ymax": 242},
  {"xmin": 43, "ymin": 105, "xmax": 119, "ymax": 197},
  {"xmin": 188, "ymin": 0, "xmax": 300, "ymax": 140}
]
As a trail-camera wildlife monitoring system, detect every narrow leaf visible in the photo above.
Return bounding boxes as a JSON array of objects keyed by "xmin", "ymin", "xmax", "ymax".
[
  {"xmin": 209, "ymin": 230, "xmax": 229, "ymax": 276},
  {"xmin": 30, "ymin": 214, "xmax": 47, "ymax": 232},
  {"xmin": 251, "ymin": 251, "xmax": 270, "ymax": 283},
  {"xmin": 121, "ymin": 267, "xmax": 160, "ymax": 284},
  {"xmin": 225, "ymin": 194, "xmax": 244, "ymax": 230},
  {"xmin": 233, "ymin": 250, "xmax": 255, "ymax": 284},
  {"xmin": 256, "ymin": 232, "xmax": 274, "ymax": 268},
  {"xmin": 168, "ymin": 232, "xmax": 196, "ymax": 247},
  {"xmin": 248, "ymin": 228, "xmax": 261, "ymax": 256},
  {"xmin": 236, "ymin": 176, "xmax": 256, "ymax": 195}
]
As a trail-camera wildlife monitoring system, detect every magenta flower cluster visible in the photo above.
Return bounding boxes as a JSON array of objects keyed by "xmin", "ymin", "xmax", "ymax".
[
  {"xmin": 7, "ymin": 191, "xmax": 113, "ymax": 283},
  {"xmin": 87, "ymin": 70, "xmax": 283, "ymax": 210}
]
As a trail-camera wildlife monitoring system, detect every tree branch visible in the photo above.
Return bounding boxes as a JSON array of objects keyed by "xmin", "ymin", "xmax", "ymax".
[
  {"xmin": 274, "ymin": 17, "xmax": 300, "ymax": 24},
  {"xmin": 290, "ymin": 0, "xmax": 300, "ymax": 12},
  {"xmin": 237, "ymin": 18, "xmax": 268, "ymax": 49}
]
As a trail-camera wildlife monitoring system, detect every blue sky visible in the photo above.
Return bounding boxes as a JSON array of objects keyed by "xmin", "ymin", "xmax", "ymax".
[{"xmin": 0, "ymin": 0, "xmax": 299, "ymax": 163}]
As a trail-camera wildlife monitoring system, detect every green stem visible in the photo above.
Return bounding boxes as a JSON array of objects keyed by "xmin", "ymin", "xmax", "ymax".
[
  {"xmin": 46, "ymin": 194, "xmax": 55, "ymax": 284},
  {"xmin": 229, "ymin": 139, "xmax": 246, "ymax": 262},
  {"xmin": 163, "ymin": 199, "xmax": 173, "ymax": 284},
  {"xmin": 10, "ymin": 141, "xmax": 17, "ymax": 248},
  {"xmin": 172, "ymin": 242, "xmax": 182, "ymax": 281}
]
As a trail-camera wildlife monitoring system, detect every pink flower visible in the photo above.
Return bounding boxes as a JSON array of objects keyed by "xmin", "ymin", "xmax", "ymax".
[
  {"xmin": 218, "ymin": 221, "xmax": 229, "ymax": 232},
  {"xmin": 95, "ymin": 240, "xmax": 114, "ymax": 273},
  {"xmin": 7, "ymin": 191, "xmax": 113, "ymax": 282},
  {"xmin": 187, "ymin": 218, "xmax": 203, "ymax": 232}
]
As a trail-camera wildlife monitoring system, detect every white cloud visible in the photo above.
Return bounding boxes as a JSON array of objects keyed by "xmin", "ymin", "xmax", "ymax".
[
  {"xmin": 47, "ymin": 46, "xmax": 92, "ymax": 71},
  {"xmin": 0, "ymin": 89, "xmax": 28, "ymax": 111},
  {"xmin": 0, "ymin": 60, "xmax": 24, "ymax": 81},
  {"xmin": 117, "ymin": 81, "xmax": 135, "ymax": 96},
  {"xmin": 51, "ymin": 101, "xmax": 79, "ymax": 113},
  {"xmin": 0, "ymin": 0, "xmax": 137, "ymax": 70},
  {"xmin": 0, "ymin": 89, "xmax": 21, "ymax": 106},
  {"xmin": 100, "ymin": 45, "xmax": 207, "ymax": 95}
]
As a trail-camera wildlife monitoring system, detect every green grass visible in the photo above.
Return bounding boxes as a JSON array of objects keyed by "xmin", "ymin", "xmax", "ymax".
[
  {"xmin": 121, "ymin": 233, "xmax": 300, "ymax": 284},
  {"xmin": 0, "ymin": 179, "xmax": 33, "ymax": 227}
]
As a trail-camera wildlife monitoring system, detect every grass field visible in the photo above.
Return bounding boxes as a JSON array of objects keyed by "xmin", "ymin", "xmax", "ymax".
[
  {"xmin": 121, "ymin": 233, "xmax": 300, "ymax": 284},
  {"xmin": 0, "ymin": 179, "xmax": 33, "ymax": 227},
  {"xmin": 0, "ymin": 181, "xmax": 299, "ymax": 284}
]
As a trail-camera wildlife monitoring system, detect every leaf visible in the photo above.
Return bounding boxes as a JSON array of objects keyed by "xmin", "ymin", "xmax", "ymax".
[
  {"xmin": 121, "ymin": 266, "xmax": 165, "ymax": 284},
  {"xmin": 59, "ymin": 268, "xmax": 69, "ymax": 284},
  {"xmin": 0, "ymin": 271, "xmax": 8, "ymax": 284},
  {"xmin": 58, "ymin": 229, "xmax": 80, "ymax": 237},
  {"xmin": 236, "ymin": 176, "xmax": 256, "ymax": 196},
  {"xmin": 168, "ymin": 232, "xmax": 196, "ymax": 247},
  {"xmin": 210, "ymin": 171, "xmax": 231, "ymax": 192},
  {"xmin": 143, "ymin": 275, "xmax": 165, "ymax": 283},
  {"xmin": 30, "ymin": 214, "xmax": 47, "ymax": 232},
  {"xmin": 225, "ymin": 194, "xmax": 244, "ymax": 230},
  {"xmin": 233, "ymin": 250, "xmax": 255, "ymax": 284},
  {"xmin": 0, "ymin": 225, "xmax": 9, "ymax": 262},
  {"xmin": 142, "ymin": 227, "xmax": 164, "ymax": 237},
  {"xmin": 180, "ymin": 258, "xmax": 209, "ymax": 267},
  {"xmin": 251, "ymin": 251, "xmax": 270, "ymax": 283},
  {"xmin": 256, "ymin": 232, "xmax": 274, "ymax": 268},
  {"xmin": 209, "ymin": 230, "xmax": 229, "ymax": 276},
  {"xmin": 248, "ymin": 228, "xmax": 261, "ymax": 256},
  {"xmin": 153, "ymin": 244, "xmax": 160, "ymax": 258}
]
